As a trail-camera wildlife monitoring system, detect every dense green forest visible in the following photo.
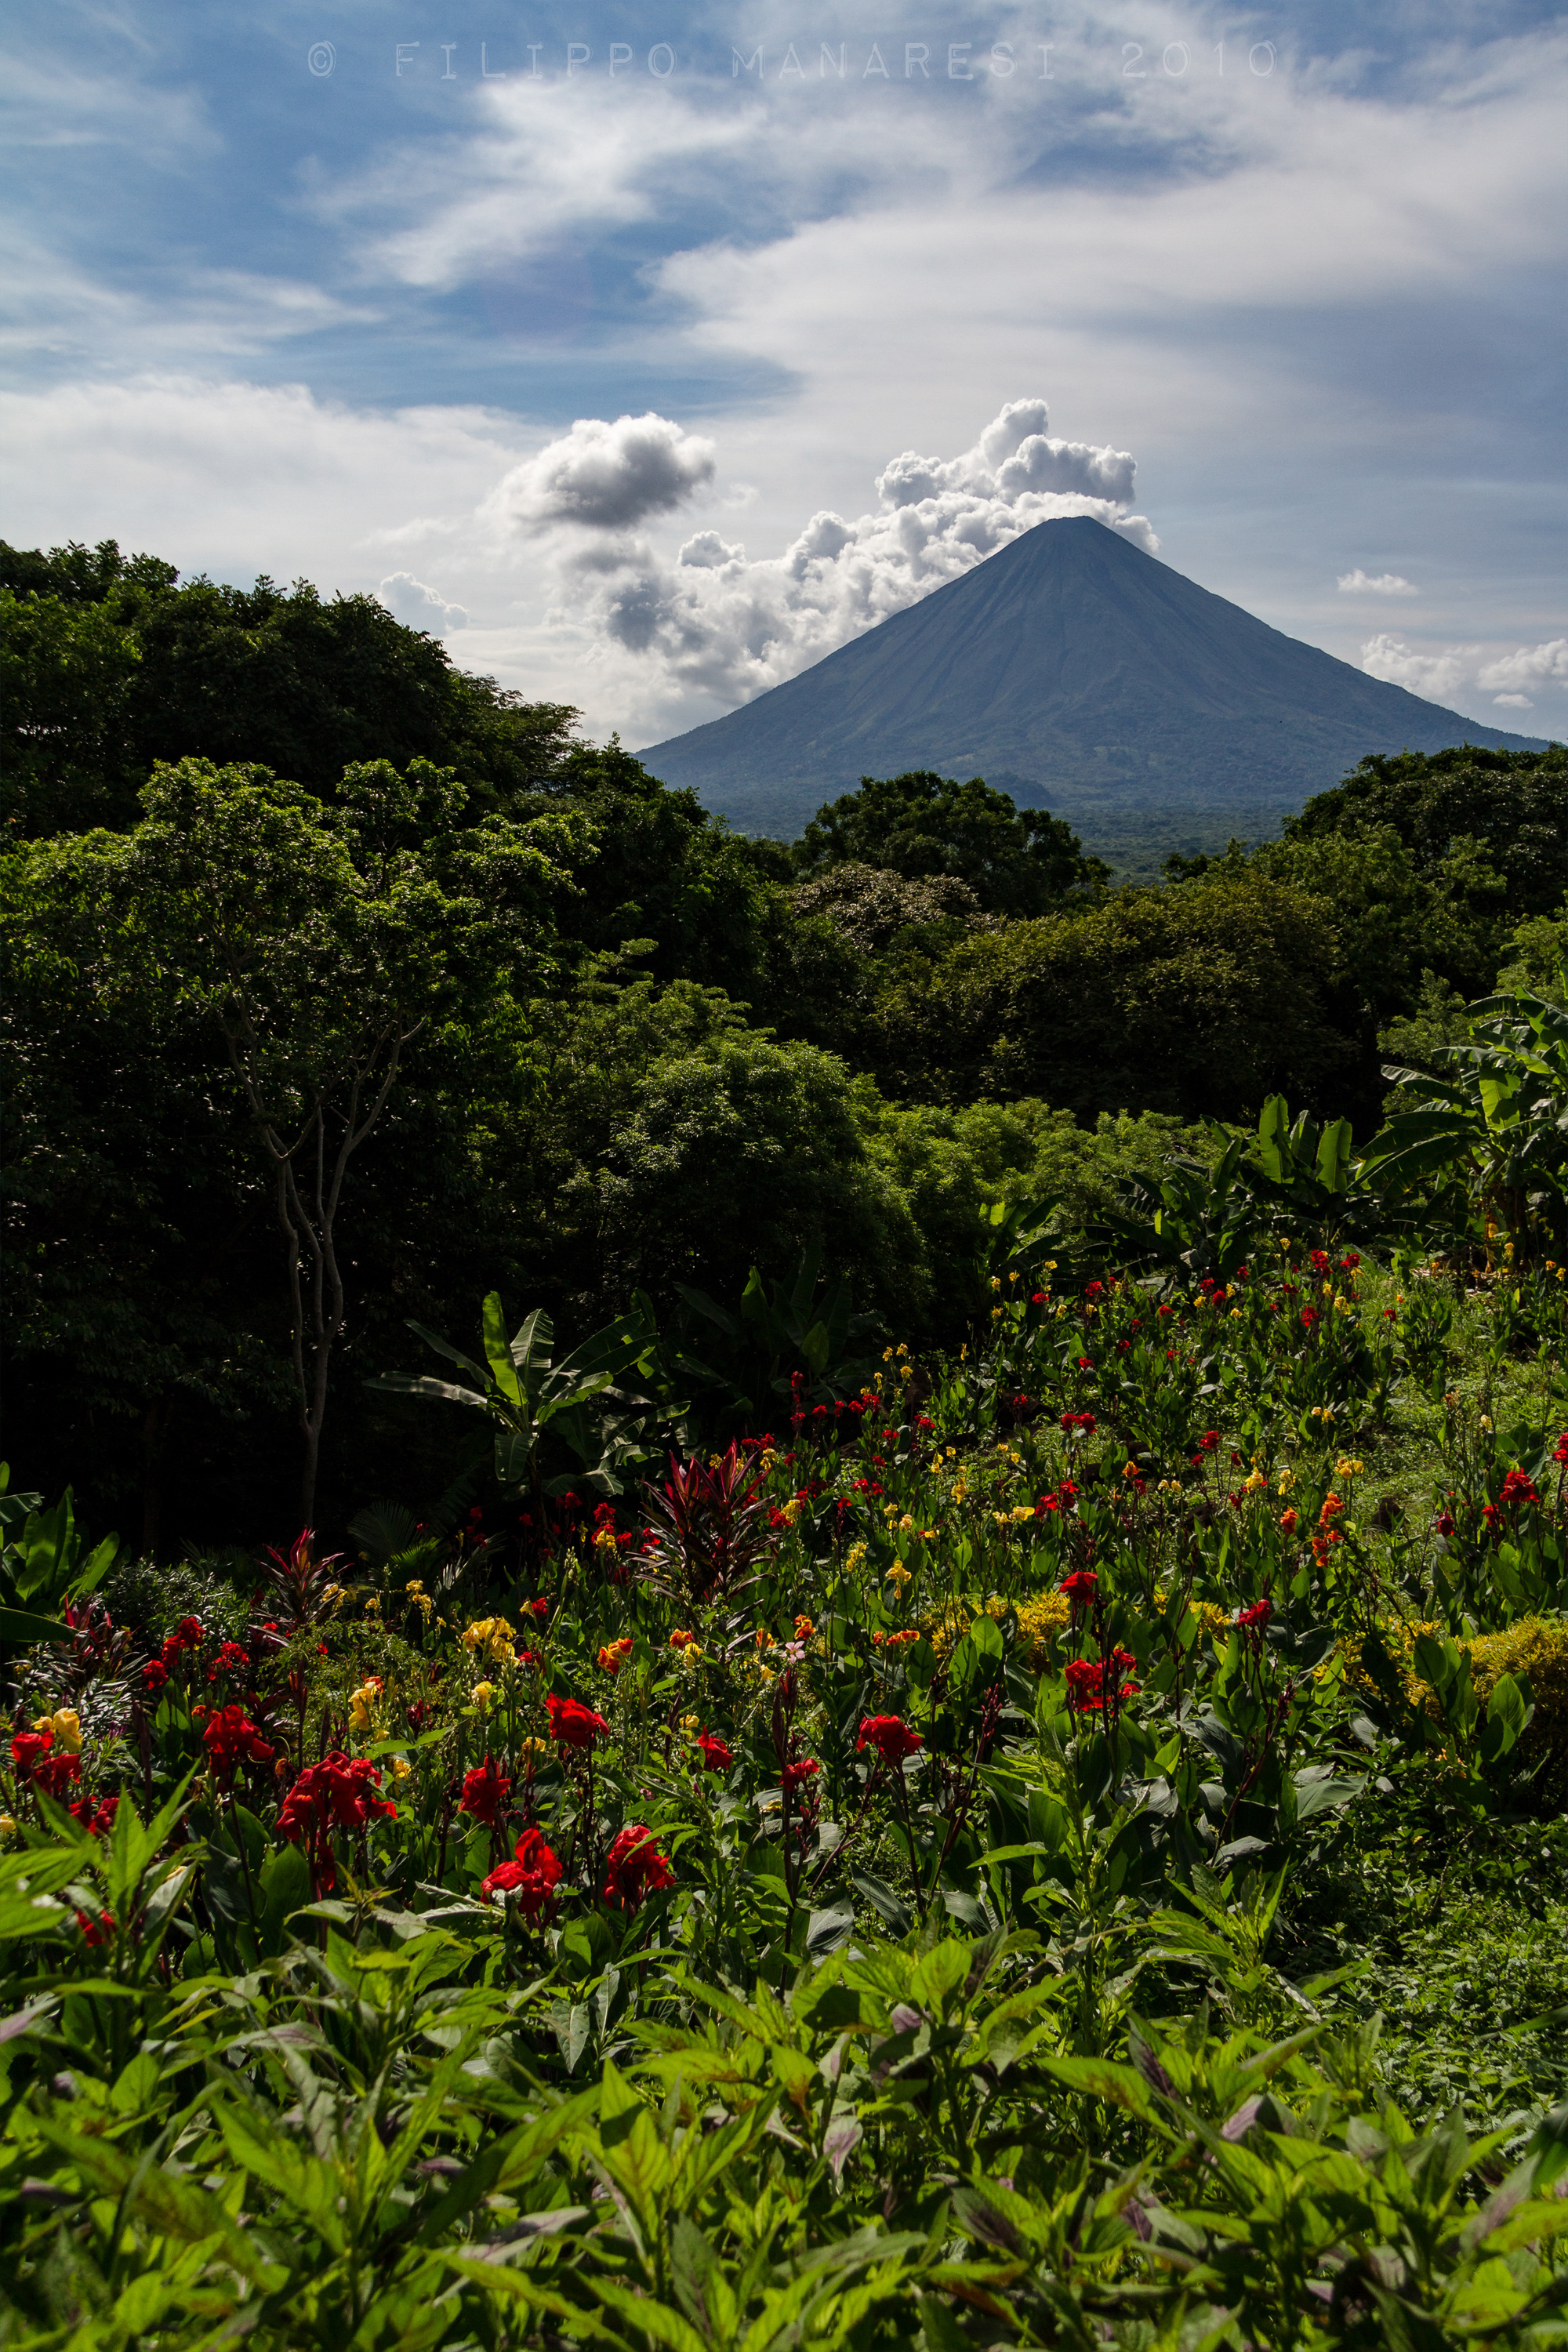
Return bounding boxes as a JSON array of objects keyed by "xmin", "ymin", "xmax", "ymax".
[
  {"xmin": 5, "ymin": 539, "xmax": 1568, "ymax": 2350},
  {"xmin": 5, "ymin": 536, "xmax": 1566, "ymax": 1549}
]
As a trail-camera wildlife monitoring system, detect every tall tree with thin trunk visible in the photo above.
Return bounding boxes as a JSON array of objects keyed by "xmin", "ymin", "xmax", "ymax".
[{"xmin": 125, "ymin": 754, "xmax": 576, "ymax": 1523}]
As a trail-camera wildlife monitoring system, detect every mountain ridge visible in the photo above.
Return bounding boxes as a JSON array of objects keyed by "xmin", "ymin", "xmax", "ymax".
[{"xmin": 637, "ymin": 519, "xmax": 1552, "ymax": 860}]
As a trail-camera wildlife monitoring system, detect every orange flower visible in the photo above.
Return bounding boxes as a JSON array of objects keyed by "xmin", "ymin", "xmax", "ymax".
[
  {"xmin": 670, "ymin": 1629, "xmax": 694, "ymax": 1651},
  {"xmin": 1279, "ymin": 1508, "xmax": 1299, "ymax": 1533},
  {"xmin": 597, "ymin": 1638, "xmax": 633, "ymax": 1678},
  {"xmin": 1318, "ymin": 1494, "xmax": 1344, "ymax": 1526}
]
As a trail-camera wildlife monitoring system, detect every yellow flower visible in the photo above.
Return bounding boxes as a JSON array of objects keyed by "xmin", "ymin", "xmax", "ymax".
[
  {"xmin": 681, "ymin": 1712, "xmax": 701, "ymax": 1733},
  {"xmin": 1122, "ymin": 1460, "xmax": 1142, "ymax": 1481},
  {"xmin": 844, "ymin": 1541, "xmax": 868, "ymax": 1574},
  {"xmin": 348, "ymin": 1679, "xmax": 384, "ymax": 1736},
  {"xmin": 471, "ymin": 1680, "xmax": 497, "ymax": 1714},
  {"xmin": 885, "ymin": 1561, "xmax": 913, "ymax": 1589},
  {"xmin": 1243, "ymin": 1468, "xmax": 1269, "ymax": 1495},
  {"xmin": 681, "ymin": 1642, "xmax": 704, "ymax": 1666},
  {"xmin": 1276, "ymin": 1466, "xmax": 1296, "ymax": 1494},
  {"xmin": 0, "ymin": 1814, "xmax": 14, "ymax": 1838},
  {"xmin": 390, "ymin": 1755, "xmax": 412, "ymax": 1781},
  {"xmin": 33, "ymin": 1708, "xmax": 81, "ymax": 1755},
  {"xmin": 461, "ymin": 1616, "xmax": 517, "ymax": 1666},
  {"xmin": 898, "ymin": 1512, "xmax": 915, "ymax": 1532},
  {"xmin": 1010, "ymin": 1504, "xmax": 1034, "ymax": 1523},
  {"xmin": 990, "ymin": 1276, "xmax": 1002, "ymax": 1292}
]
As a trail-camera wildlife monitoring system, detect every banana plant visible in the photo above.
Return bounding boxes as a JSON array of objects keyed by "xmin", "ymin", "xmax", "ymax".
[
  {"xmin": 0, "ymin": 1468, "xmax": 116, "ymax": 1647},
  {"xmin": 1363, "ymin": 975, "xmax": 1568, "ymax": 1257},
  {"xmin": 664, "ymin": 1245, "xmax": 882, "ymax": 1434},
  {"xmin": 370, "ymin": 1290, "xmax": 662, "ymax": 1500}
]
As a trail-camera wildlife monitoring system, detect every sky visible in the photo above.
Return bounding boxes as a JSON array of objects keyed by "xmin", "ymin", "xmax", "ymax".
[{"xmin": 2, "ymin": 0, "xmax": 1566, "ymax": 753}]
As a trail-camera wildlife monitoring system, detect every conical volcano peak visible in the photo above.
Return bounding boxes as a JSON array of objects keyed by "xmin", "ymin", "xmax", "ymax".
[{"xmin": 640, "ymin": 521, "xmax": 1547, "ymax": 871}]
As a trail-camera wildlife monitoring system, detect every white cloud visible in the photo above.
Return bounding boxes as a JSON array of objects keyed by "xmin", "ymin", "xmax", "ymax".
[
  {"xmin": 490, "ymin": 412, "xmax": 718, "ymax": 533},
  {"xmin": 1478, "ymin": 639, "xmax": 1568, "ymax": 694},
  {"xmin": 518, "ymin": 397, "xmax": 1156, "ymax": 710},
  {"xmin": 1360, "ymin": 633, "xmax": 1568, "ymax": 718},
  {"xmin": 1338, "ymin": 569, "xmax": 1417, "ymax": 596},
  {"xmin": 1359, "ymin": 633, "xmax": 1479, "ymax": 702},
  {"xmin": 376, "ymin": 571, "xmax": 468, "ymax": 633}
]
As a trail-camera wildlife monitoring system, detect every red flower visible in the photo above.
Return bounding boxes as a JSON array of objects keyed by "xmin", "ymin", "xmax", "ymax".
[
  {"xmin": 142, "ymin": 1659, "xmax": 169, "ymax": 1693},
  {"xmin": 482, "ymin": 1827, "xmax": 562, "ymax": 1919},
  {"xmin": 1059, "ymin": 1569, "xmax": 1099, "ymax": 1605},
  {"xmin": 74, "ymin": 1907, "xmax": 114, "ymax": 1947},
  {"xmin": 210, "ymin": 1641, "xmax": 249, "ymax": 1679},
  {"xmin": 459, "ymin": 1755, "xmax": 513, "ymax": 1825},
  {"xmin": 10, "ymin": 1730, "xmax": 81, "ymax": 1799},
  {"xmin": 202, "ymin": 1705, "xmax": 274, "ymax": 1784},
  {"xmin": 857, "ymin": 1715, "xmax": 923, "ymax": 1766},
  {"xmin": 528, "ymin": 1597, "xmax": 550, "ymax": 1621},
  {"xmin": 781, "ymin": 1755, "xmax": 819, "ymax": 1794},
  {"xmin": 1236, "ymin": 1596, "xmax": 1272, "ymax": 1640},
  {"xmin": 1435, "ymin": 1512, "xmax": 1455, "ymax": 1537},
  {"xmin": 278, "ymin": 1752, "xmax": 396, "ymax": 1890},
  {"xmin": 1199, "ymin": 1430, "xmax": 1220, "ymax": 1453},
  {"xmin": 1064, "ymin": 1649, "xmax": 1139, "ymax": 1711},
  {"xmin": 1499, "ymin": 1468, "xmax": 1540, "ymax": 1512},
  {"xmin": 603, "ymin": 1823, "xmax": 673, "ymax": 1908},
  {"xmin": 696, "ymin": 1732, "xmax": 733, "ymax": 1773},
  {"xmin": 547, "ymin": 1693, "xmax": 608, "ymax": 1751},
  {"xmin": 71, "ymin": 1794, "xmax": 119, "ymax": 1837}
]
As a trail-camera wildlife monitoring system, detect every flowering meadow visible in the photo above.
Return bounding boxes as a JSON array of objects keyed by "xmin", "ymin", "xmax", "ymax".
[{"xmin": 4, "ymin": 1238, "xmax": 1568, "ymax": 2350}]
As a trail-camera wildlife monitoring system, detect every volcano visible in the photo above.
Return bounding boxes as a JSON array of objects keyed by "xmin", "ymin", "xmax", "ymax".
[{"xmin": 638, "ymin": 517, "xmax": 1551, "ymax": 866}]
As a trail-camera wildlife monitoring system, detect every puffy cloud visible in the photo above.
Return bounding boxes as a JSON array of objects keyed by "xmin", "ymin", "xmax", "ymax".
[
  {"xmin": 1359, "ymin": 633, "xmax": 1568, "ymax": 718},
  {"xmin": 1338, "ymin": 569, "xmax": 1417, "ymax": 596},
  {"xmin": 377, "ymin": 571, "xmax": 468, "ymax": 633},
  {"xmin": 528, "ymin": 397, "xmax": 1154, "ymax": 710},
  {"xmin": 492, "ymin": 412, "xmax": 717, "ymax": 532},
  {"xmin": 1478, "ymin": 639, "xmax": 1568, "ymax": 694},
  {"xmin": 1359, "ymin": 633, "xmax": 1478, "ymax": 702}
]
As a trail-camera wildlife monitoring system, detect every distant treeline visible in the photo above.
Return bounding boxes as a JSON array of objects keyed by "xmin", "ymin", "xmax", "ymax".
[{"xmin": 4, "ymin": 536, "xmax": 1566, "ymax": 1544}]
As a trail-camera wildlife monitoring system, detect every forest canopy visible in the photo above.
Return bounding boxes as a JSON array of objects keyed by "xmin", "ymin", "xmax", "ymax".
[{"xmin": 3, "ymin": 537, "xmax": 1566, "ymax": 1548}]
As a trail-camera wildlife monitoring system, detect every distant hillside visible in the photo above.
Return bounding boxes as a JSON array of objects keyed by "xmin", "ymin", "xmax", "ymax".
[{"xmin": 639, "ymin": 518, "xmax": 1552, "ymax": 869}]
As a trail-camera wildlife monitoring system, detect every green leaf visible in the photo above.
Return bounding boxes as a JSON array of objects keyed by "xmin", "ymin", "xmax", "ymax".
[
  {"xmin": 481, "ymin": 1290, "xmax": 525, "ymax": 1406},
  {"xmin": 0, "ymin": 1604, "xmax": 71, "ymax": 1646}
]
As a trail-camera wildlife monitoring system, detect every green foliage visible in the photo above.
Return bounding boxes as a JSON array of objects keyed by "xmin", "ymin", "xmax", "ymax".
[
  {"xmin": 795, "ymin": 769, "xmax": 1109, "ymax": 913},
  {"xmin": 375, "ymin": 1290, "xmax": 662, "ymax": 1500}
]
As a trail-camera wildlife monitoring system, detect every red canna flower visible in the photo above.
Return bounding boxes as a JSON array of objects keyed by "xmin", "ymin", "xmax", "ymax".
[
  {"xmin": 142, "ymin": 1659, "xmax": 169, "ymax": 1693},
  {"xmin": 857, "ymin": 1715, "xmax": 923, "ymax": 1766},
  {"xmin": 482, "ymin": 1827, "xmax": 562, "ymax": 1919},
  {"xmin": 602, "ymin": 1823, "xmax": 673, "ymax": 1909},
  {"xmin": 459, "ymin": 1755, "xmax": 513, "ymax": 1825},
  {"xmin": 277, "ymin": 1752, "xmax": 395, "ymax": 1893},
  {"xmin": 1499, "ymin": 1468, "xmax": 1540, "ymax": 1511},
  {"xmin": 781, "ymin": 1755, "xmax": 820, "ymax": 1794},
  {"xmin": 71, "ymin": 1793, "xmax": 119, "ymax": 1837},
  {"xmin": 547, "ymin": 1693, "xmax": 608, "ymax": 1751},
  {"xmin": 696, "ymin": 1732, "xmax": 733, "ymax": 1773},
  {"xmin": 1059, "ymin": 1569, "xmax": 1099, "ymax": 1605},
  {"xmin": 74, "ymin": 1907, "xmax": 114, "ymax": 1947},
  {"xmin": 201, "ymin": 1705, "xmax": 274, "ymax": 1785},
  {"xmin": 11, "ymin": 1730, "xmax": 81, "ymax": 1799}
]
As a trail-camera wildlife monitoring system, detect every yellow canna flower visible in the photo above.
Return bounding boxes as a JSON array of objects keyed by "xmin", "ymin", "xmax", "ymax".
[{"xmin": 34, "ymin": 1708, "xmax": 82, "ymax": 1755}]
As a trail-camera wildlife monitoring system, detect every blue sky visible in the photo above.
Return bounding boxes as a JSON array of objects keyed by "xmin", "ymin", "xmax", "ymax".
[{"xmin": 2, "ymin": 0, "xmax": 1565, "ymax": 747}]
